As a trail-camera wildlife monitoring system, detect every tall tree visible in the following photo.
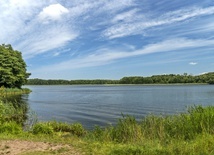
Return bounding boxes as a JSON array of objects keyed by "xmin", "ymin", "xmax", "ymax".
[{"xmin": 0, "ymin": 44, "xmax": 31, "ymax": 88}]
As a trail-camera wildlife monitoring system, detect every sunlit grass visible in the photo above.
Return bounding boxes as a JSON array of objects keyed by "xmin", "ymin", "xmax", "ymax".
[{"xmin": 0, "ymin": 86, "xmax": 31, "ymax": 96}]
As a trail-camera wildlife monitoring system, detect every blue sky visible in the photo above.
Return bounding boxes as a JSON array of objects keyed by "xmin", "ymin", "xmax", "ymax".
[{"xmin": 0, "ymin": 0, "xmax": 214, "ymax": 79}]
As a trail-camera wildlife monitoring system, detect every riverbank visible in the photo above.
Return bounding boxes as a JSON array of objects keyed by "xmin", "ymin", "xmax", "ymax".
[
  {"xmin": 0, "ymin": 87, "xmax": 31, "ymax": 97},
  {"xmin": 0, "ymin": 101, "xmax": 213, "ymax": 154}
]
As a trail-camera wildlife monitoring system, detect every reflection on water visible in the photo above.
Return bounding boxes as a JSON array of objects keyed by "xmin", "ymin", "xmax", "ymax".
[{"xmin": 23, "ymin": 85, "xmax": 214, "ymax": 129}]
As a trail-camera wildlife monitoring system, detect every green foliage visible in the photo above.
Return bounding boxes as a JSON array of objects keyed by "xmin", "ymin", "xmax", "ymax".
[
  {"xmin": 32, "ymin": 123, "xmax": 54, "ymax": 135},
  {"xmin": 119, "ymin": 73, "xmax": 214, "ymax": 84},
  {"xmin": 0, "ymin": 86, "xmax": 31, "ymax": 96},
  {"xmin": 27, "ymin": 78, "xmax": 119, "ymax": 85},
  {"xmin": 85, "ymin": 134, "xmax": 214, "ymax": 155},
  {"xmin": 109, "ymin": 116, "xmax": 143, "ymax": 143},
  {"xmin": 0, "ymin": 100, "xmax": 28, "ymax": 125},
  {"xmin": 140, "ymin": 106, "xmax": 214, "ymax": 141},
  {"xmin": 0, "ymin": 121, "xmax": 22, "ymax": 134},
  {"xmin": 83, "ymin": 106, "xmax": 214, "ymax": 155},
  {"xmin": 0, "ymin": 44, "xmax": 30, "ymax": 88},
  {"xmin": 109, "ymin": 145, "xmax": 148, "ymax": 155},
  {"xmin": 70, "ymin": 123, "xmax": 86, "ymax": 137},
  {"xmin": 85, "ymin": 105, "xmax": 214, "ymax": 145},
  {"xmin": 45, "ymin": 121, "xmax": 86, "ymax": 137},
  {"xmin": 27, "ymin": 72, "xmax": 214, "ymax": 85},
  {"xmin": 0, "ymin": 104, "xmax": 213, "ymax": 154}
]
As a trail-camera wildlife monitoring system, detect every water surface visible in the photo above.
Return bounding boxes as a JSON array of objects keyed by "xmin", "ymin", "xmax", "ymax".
[{"xmin": 23, "ymin": 85, "xmax": 214, "ymax": 129}]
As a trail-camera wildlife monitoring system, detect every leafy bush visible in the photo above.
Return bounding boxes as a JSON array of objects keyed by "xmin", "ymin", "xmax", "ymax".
[
  {"xmin": 32, "ymin": 123, "xmax": 54, "ymax": 135},
  {"xmin": 0, "ymin": 121, "xmax": 22, "ymax": 134},
  {"xmin": 70, "ymin": 123, "xmax": 86, "ymax": 137},
  {"xmin": 35, "ymin": 121, "xmax": 86, "ymax": 137},
  {"xmin": 46, "ymin": 121, "xmax": 72, "ymax": 132}
]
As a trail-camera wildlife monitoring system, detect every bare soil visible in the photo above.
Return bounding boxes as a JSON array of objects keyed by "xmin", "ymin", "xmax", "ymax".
[{"xmin": 0, "ymin": 140, "xmax": 82, "ymax": 155}]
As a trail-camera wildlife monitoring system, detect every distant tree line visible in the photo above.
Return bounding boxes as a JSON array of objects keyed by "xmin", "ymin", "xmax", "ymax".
[
  {"xmin": 119, "ymin": 73, "xmax": 214, "ymax": 84},
  {"xmin": 27, "ymin": 72, "xmax": 214, "ymax": 85},
  {"xmin": 27, "ymin": 79, "xmax": 119, "ymax": 85}
]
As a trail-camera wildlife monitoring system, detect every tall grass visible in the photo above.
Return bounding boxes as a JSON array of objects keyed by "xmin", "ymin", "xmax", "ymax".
[
  {"xmin": 87, "ymin": 105, "xmax": 214, "ymax": 143},
  {"xmin": 0, "ymin": 86, "xmax": 31, "ymax": 96},
  {"xmin": 83, "ymin": 105, "xmax": 214, "ymax": 154}
]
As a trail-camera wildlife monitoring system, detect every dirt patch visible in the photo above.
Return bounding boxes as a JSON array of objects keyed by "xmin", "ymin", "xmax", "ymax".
[{"xmin": 0, "ymin": 140, "xmax": 82, "ymax": 155}]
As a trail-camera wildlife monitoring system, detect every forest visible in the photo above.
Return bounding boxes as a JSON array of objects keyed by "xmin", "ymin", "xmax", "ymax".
[{"xmin": 27, "ymin": 72, "xmax": 214, "ymax": 85}]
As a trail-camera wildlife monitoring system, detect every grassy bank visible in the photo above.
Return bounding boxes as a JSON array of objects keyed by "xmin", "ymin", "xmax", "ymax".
[
  {"xmin": 0, "ymin": 101, "xmax": 213, "ymax": 154},
  {"xmin": 0, "ymin": 87, "xmax": 31, "ymax": 97}
]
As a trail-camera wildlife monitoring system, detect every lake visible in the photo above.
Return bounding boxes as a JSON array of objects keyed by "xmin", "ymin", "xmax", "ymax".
[{"xmin": 22, "ymin": 85, "xmax": 214, "ymax": 129}]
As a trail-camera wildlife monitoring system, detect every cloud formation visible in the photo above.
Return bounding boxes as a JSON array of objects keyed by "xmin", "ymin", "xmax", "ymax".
[
  {"xmin": 38, "ymin": 4, "xmax": 69, "ymax": 22},
  {"xmin": 103, "ymin": 6, "xmax": 214, "ymax": 39},
  {"xmin": 0, "ymin": 0, "xmax": 213, "ymax": 78},
  {"xmin": 32, "ymin": 38, "xmax": 214, "ymax": 74}
]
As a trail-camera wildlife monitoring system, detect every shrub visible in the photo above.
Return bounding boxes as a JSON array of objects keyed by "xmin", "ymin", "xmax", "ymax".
[
  {"xmin": 0, "ymin": 122, "xmax": 22, "ymax": 134},
  {"xmin": 33, "ymin": 122, "xmax": 86, "ymax": 137},
  {"xmin": 47, "ymin": 121, "xmax": 72, "ymax": 132},
  {"xmin": 32, "ymin": 123, "xmax": 54, "ymax": 135},
  {"xmin": 70, "ymin": 123, "xmax": 86, "ymax": 137}
]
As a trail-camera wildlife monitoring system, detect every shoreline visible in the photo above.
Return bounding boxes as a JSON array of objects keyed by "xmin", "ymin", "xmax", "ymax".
[
  {"xmin": 24, "ymin": 83, "xmax": 209, "ymax": 86},
  {"xmin": 0, "ymin": 104, "xmax": 213, "ymax": 155}
]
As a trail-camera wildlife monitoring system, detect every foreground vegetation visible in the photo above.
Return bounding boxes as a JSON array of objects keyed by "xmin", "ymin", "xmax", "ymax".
[
  {"xmin": 27, "ymin": 72, "xmax": 214, "ymax": 85},
  {"xmin": 0, "ymin": 101, "xmax": 214, "ymax": 154},
  {"xmin": 0, "ymin": 87, "xmax": 31, "ymax": 97}
]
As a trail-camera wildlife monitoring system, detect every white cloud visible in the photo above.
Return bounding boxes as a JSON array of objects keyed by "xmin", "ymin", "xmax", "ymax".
[
  {"xmin": 38, "ymin": 4, "xmax": 69, "ymax": 22},
  {"xmin": 189, "ymin": 62, "xmax": 198, "ymax": 65},
  {"xmin": 32, "ymin": 38, "xmax": 214, "ymax": 73},
  {"xmin": 0, "ymin": 1, "xmax": 43, "ymax": 43},
  {"xmin": 18, "ymin": 26, "xmax": 78, "ymax": 58},
  {"xmin": 98, "ymin": 0, "xmax": 135, "ymax": 13},
  {"xmin": 0, "ymin": 1, "xmax": 78, "ymax": 58},
  {"xmin": 0, "ymin": 0, "xmax": 135, "ymax": 58},
  {"xmin": 1, "ymin": 0, "xmax": 213, "ymax": 65},
  {"xmin": 104, "ymin": 6, "xmax": 214, "ymax": 39}
]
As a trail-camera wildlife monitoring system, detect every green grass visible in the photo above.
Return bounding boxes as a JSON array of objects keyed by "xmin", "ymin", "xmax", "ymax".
[
  {"xmin": 0, "ymin": 101, "xmax": 213, "ymax": 155},
  {"xmin": 0, "ymin": 86, "xmax": 31, "ymax": 96}
]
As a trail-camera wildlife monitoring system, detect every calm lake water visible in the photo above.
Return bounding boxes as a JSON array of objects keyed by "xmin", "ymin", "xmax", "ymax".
[{"xmin": 22, "ymin": 85, "xmax": 214, "ymax": 129}]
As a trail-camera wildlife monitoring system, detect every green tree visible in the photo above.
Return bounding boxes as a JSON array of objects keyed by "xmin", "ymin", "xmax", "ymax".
[{"xmin": 0, "ymin": 44, "xmax": 30, "ymax": 88}]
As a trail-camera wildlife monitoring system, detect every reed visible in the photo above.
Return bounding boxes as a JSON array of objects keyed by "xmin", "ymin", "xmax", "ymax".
[
  {"xmin": 88, "ymin": 105, "xmax": 214, "ymax": 143},
  {"xmin": 83, "ymin": 105, "xmax": 214, "ymax": 154},
  {"xmin": 0, "ymin": 86, "xmax": 31, "ymax": 96}
]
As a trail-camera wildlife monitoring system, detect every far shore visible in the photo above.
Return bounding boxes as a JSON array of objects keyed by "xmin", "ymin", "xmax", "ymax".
[{"xmin": 24, "ymin": 83, "xmax": 209, "ymax": 86}]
